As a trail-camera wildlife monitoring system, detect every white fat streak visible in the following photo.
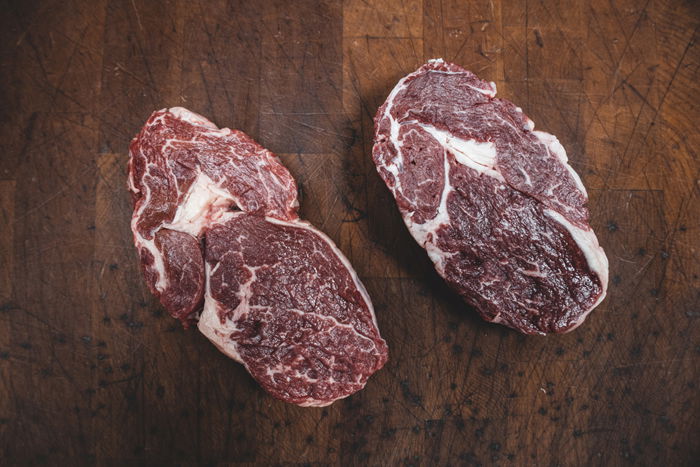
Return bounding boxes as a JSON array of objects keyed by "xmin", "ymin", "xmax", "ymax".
[
  {"xmin": 377, "ymin": 59, "xmax": 496, "ymax": 185},
  {"xmin": 163, "ymin": 171, "xmax": 235, "ymax": 237},
  {"xmin": 532, "ymin": 130, "xmax": 588, "ymax": 197},
  {"xmin": 515, "ymin": 107, "xmax": 535, "ymax": 131},
  {"xmin": 210, "ymin": 210, "xmax": 240, "ymax": 227},
  {"xmin": 389, "ymin": 124, "xmax": 503, "ymax": 275},
  {"xmin": 469, "ymin": 82, "xmax": 497, "ymax": 97},
  {"xmin": 519, "ymin": 167, "xmax": 532, "ymax": 186},
  {"xmin": 384, "ymin": 159, "xmax": 402, "ymax": 180},
  {"xmin": 416, "ymin": 123, "xmax": 503, "ymax": 181},
  {"xmin": 130, "ymin": 106, "xmax": 240, "ymax": 293},
  {"xmin": 404, "ymin": 149, "xmax": 452, "ymax": 254},
  {"xmin": 197, "ymin": 260, "xmax": 245, "ymax": 364},
  {"xmin": 298, "ymin": 397, "xmax": 338, "ymax": 407},
  {"xmin": 167, "ymin": 107, "xmax": 218, "ymax": 129},
  {"xmin": 291, "ymin": 309, "xmax": 359, "ymax": 332},
  {"xmin": 137, "ymin": 237, "xmax": 168, "ymax": 292},
  {"xmin": 264, "ymin": 217, "xmax": 380, "ymax": 332},
  {"xmin": 167, "ymin": 106, "xmax": 232, "ymax": 136},
  {"xmin": 130, "ymin": 159, "xmax": 169, "ymax": 292},
  {"xmin": 127, "ymin": 156, "xmax": 139, "ymax": 194},
  {"xmin": 130, "ymin": 168, "xmax": 233, "ymax": 293},
  {"xmin": 518, "ymin": 269, "xmax": 547, "ymax": 279},
  {"xmin": 544, "ymin": 209, "xmax": 609, "ymax": 324},
  {"xmin": 378, "ymin": 71, "xmax": 410, "ymax": 185}
]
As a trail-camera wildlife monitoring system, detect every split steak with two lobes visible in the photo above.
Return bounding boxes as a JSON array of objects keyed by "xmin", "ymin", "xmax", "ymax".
[
  {"xmin": 373, "ymin": 59, "xmax": 609, "ymax": 335},
  {"xmin": 129, "ymin": 107, "xmax": 387, "ymax": 406}
]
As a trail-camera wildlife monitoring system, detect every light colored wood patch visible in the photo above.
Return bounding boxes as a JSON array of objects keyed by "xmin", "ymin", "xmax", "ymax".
[
  {"xmin": 342, "ymin": 36, "xmax": 424, "ymax": 120},
  {"xmin": 423, "ymin": 0, "xmax": 504, "ymax": 82},
  {"xmin": 343, "ymin": 0, "xmax": 423, "ymax": 38},
  {"xmin": 581, "ymin": 0, "xmax": 660, "ymax": 191}
]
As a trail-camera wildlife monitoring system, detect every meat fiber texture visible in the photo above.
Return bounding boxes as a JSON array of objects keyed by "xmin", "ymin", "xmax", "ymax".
[
  {"xmin": 129, "ymin": 108, "xmax": 387, "ymax": 406},
  {"xmin": 373, "ymin": 59, "xmax": 609, "ymax": 335}
]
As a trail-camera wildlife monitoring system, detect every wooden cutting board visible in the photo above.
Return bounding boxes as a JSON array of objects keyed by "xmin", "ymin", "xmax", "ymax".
[{"xmin": 1, "ymin": 0, "xmax": 698, "ymax": 464}]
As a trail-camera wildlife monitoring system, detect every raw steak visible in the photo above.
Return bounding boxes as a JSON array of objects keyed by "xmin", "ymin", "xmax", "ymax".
[
  {"xmin": 372, "ymin": 59, "xmax": 609, "ymax": 335},
  {"xmin": 129, "ymin": 107, "xmax": 387, "ymax": 405}
]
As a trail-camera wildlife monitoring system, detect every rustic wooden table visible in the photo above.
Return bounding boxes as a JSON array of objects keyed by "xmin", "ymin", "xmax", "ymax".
[{"xmin": 1, "ymin": 0, "xmax": 698, "ymax": 465}]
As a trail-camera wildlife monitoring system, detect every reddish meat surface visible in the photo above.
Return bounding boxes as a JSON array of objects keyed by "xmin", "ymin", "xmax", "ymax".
[
  {"xmin": 373, "ymin": 60, "xmax": 608, "ymax": 334},
  {"xmin": 129, "ymin": 107, "xmax": 387, "ymax": 405}
]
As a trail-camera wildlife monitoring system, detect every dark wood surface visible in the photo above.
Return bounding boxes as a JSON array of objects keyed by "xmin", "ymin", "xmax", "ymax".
[{"xmin": 1, "ymin": 0, "xmax": 699, "ymax": 465}]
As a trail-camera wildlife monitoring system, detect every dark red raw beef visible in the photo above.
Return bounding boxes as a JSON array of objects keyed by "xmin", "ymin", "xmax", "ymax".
[
  {"xmin": 200, "ymin": 213, "xmax": 386, "ymax": 405},
  {"xmin": 372, "ymin": 59, "xmax": 609, "ymax": 335},
  {"xmin": 128, "ymin": 107, "xmax": 387, "ymax": 406}
]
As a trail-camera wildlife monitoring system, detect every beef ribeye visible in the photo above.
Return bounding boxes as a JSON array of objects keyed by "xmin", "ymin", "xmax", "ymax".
[
  {"xmin": 372, "ymin": 59, "xmax": 609, "ymax": 335},
  {"xmin": 129, "ymin": 107, "xmax": 387, "ymax": 405}
]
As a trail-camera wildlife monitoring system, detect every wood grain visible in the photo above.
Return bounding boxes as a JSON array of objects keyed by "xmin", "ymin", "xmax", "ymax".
[
  {"xmin": 1, "ymin": 0, "xmax": 699, "ymax": 464},
  {"xmin": 0, "ymin": 180, "xmax": 15, "ymax": 451}
]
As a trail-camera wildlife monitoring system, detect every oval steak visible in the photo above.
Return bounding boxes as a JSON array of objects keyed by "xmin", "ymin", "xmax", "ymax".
[
  {"xmin": 129, "ymin": 107, "xmax": 388, "ymax": 405},
  {"xmin": 372, "ymin": 59, "xmax": 609, "ymax": 335}
]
